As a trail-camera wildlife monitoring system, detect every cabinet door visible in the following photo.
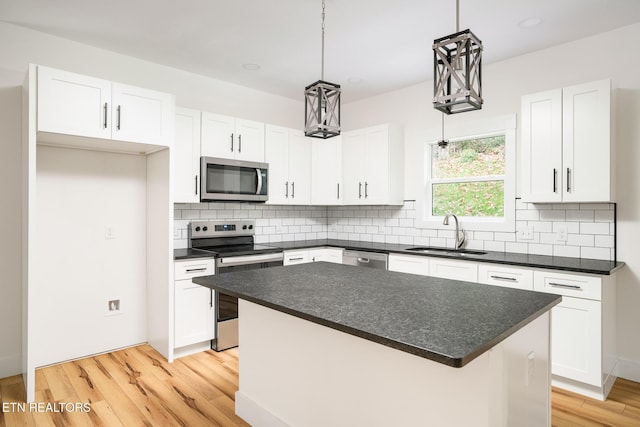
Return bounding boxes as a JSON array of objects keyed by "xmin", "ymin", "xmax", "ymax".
[
  {"xmin": 37, "ymin": 66, "xmax": 112, "ymax": 139},
  {"xmin": 174, "ymin": 280, "xmax": 215, "ymax": 348},
  {"xmin": 342, "ymin": 130, "xmax": 365, "ymax": 205},
  {"xmin": 428, "ymin": 258, "xmax": 478, "ymax": 282},
  {"xmin": 521, "ymin": 89, "xmax": 563, "ymax": 203},
  {"xmin": 111, "ymin": 83, "xmax": 173, "ymax": 146},
  {"xmin": 388, "ymin": 254, "xmax": 429, "ymax": 276},
  {"xmin": 265, "ymin": 125, "xmax": 290, "ymax": 205},
  {"xmin": 288, "ymin": 130, "xmax": 312, "ymax": 205},
  {"xmin": 201, "ymin": 112, "xmax": 236, "ymax": 158},
  {"xmin": 309, "ymin": 248, "xmax": 343, "ymax": 264},
  {"xmin": 311, "ymin": 136, "xmax": 343, "ymax": 205},
  {"xmin": 235, "ymin": 119, "xmax": 265, "ymax": 162},
  {"xmin": 363, "ymin": 125, "xmax": 390, "ymax": 205},
  {"xmin": 550, "ymin": 297, "xmax": 602, "ymax": 386},
  {"xmin": 174, "ymin": 108, "xmax": 201, "ymax": 203},
  {"xmin": 562, "ymin": 80, "xmax": 612, "ymax": 202}
]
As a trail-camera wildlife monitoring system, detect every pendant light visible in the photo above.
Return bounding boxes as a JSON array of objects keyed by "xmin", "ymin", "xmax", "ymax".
[
  {"xmin": 304, "ymin": 0, "xmax": 341, "ymax": 139},
  {"xmin": 433, "ymin": 0, "xmax": 483, "ymax": 114}
]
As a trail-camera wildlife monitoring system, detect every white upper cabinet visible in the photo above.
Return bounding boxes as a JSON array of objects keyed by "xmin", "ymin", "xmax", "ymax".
[
  {"xmin": 521, "ymin": 79, "xmax": 613, "ymax": 203},
  {"xmin": 174, "ymin": 107, "xmax": 201, "ymax": 203},
  {"xmin": 37, "ymin": 65, "xmax": 173, "ymax": 147},
  {"xmin": 201, "ymin": 112, "xmax": 265, "ymax": 162},
  {"xmin": 311, "ymin": 136, "xmax": 343, "ymax": 205},
  {"xmin": 342, "ymin": 124, "xmax": 404, "ymax": 205},
  {"xmin": 265, "ymin": 125, "xmax": 311, "ymax": 205}
]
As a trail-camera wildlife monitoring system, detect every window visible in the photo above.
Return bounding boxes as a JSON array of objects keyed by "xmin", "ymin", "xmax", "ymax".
[{"xmin": 417, "ymin": 115, "xmax": 516, "ymax": 232}]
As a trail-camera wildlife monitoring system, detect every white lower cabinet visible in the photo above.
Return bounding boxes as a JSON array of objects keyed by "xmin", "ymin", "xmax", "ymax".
[
  {"xmin": 284, "ymin": 248, "xmax": 344, "ymax": 265},
  {"xmin": 428, "ymin": 258, "xmax": 478, "ymax": 282},
  {"xmin": 388, "ymin": 254, "xmax": 429, "ymax": 276},
  {"xmin": 174, "ymin": 258, "xmax": 215, "ymax": 351},
  {"xmin": 533, "ymin": 270, "xmax": 616, "ymax": 400}
]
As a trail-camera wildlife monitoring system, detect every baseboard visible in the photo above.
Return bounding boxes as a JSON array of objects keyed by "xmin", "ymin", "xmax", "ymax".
[
  {"xmin": 235, "ymin": 391, "xmax": 289, "ymax": 427},
  {"xmin": 0, "ymin": 352, "xmax": 23, "ymax": 379},
  {"xmin": 615, "ymin": 357, "xmax": 640, "ymax": 383},
  {"xmin": 552, "ymin": 375, "xmax": 613, "ymax": 401},
  {"xmin": 173, "ymin": 341, "xmax": 211, "ymax": 359}
]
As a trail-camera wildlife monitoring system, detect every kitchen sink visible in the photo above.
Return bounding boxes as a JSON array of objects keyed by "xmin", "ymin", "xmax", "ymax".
[{"xmin": 405, "ymin": 247, "xmax": 487, "ymax": 256}]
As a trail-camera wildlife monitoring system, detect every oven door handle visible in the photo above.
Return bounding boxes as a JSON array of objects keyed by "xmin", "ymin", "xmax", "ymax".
[
  {"xmin": 216, "ymin": 252, "xmax": 284, "ymax": 268},
  {"xmin": 256, "ymin": 168, "xmax": 263, "ymax": 195}
]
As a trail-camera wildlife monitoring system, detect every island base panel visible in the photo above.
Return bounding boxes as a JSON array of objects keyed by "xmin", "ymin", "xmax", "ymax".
[{"xmin": 235, "ymin": 300, "xmax": 551, "ymax": 427}]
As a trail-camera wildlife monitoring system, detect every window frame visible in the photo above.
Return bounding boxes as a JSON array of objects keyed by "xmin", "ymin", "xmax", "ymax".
[{"xmin": 416, "ymin": 115, "xmax": 516, "ymax": 232}]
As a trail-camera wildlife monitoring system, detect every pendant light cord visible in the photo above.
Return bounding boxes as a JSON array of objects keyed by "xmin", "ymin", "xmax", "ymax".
[
  {"xmin": 456, "ymin": 0, "xmax": 459, "ymax": 32},
  {"xmin": 321, "ymin": 0, "xmax": 326, "ymax": 80}
]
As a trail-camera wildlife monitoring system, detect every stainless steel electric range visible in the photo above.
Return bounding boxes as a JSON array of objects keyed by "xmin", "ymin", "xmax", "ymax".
[{"xmin": 189, "ymin": 220, "xmax": 283, "ymax": 351}]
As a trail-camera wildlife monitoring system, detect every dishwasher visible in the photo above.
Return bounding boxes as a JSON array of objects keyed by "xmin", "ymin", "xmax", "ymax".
[{"xmin": 342, "ymin": 250, "xmax": 388, "ymax": 270}]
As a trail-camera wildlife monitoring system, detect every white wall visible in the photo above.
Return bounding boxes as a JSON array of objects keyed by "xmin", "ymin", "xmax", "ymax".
[
  {"xmin": 343, "ymin": 23, "xmax": 640, "ymax": 380},
  {"xmin": 0, "ymin": 21, "xmax": 300, "ymax": 377}
]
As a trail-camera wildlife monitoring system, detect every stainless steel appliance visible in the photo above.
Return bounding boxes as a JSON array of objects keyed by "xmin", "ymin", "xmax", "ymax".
[
  {"xmin": 200, "ymin": 156, "xmax": 268, "ymax": 202},
  {"xmin": 190, "ymin": 220, "xmax": 283, "ymax": 351},
  {"xmin": 342, "ymin": 250, "xmax": 388, "ymax": 270}
]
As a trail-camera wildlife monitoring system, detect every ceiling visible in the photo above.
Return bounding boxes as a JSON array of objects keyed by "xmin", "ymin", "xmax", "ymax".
[{"xmin": 2, "ymin": 0, "xmax": 640, "ymax": 103}]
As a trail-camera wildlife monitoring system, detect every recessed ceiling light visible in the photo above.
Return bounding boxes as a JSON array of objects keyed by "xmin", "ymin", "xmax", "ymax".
[
  {"xmin": 242, "ymin": 63, "xmax": 261, "ymax": 71},
  {"xmin": 518, "ymin": 17, "xmax": 543, "ymax": 29},
  {"xmin": 347, "ymin": 77, "xmax": 363, "ymax": 84}
]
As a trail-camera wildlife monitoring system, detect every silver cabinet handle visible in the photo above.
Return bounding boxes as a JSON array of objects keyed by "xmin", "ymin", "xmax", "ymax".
[
  {"xmin": 210, "ymin": 290, "xmax": 213, "ymax": 308},
  {"xmin": 312, "ymin": 257, "xmax": 316, "ymax": 262},
  {"xmin": 256, "ymin": 168, "xmax": 263, "ymax": 195},
  {"xmin": 566, "ymin": 168, "xmax": 571, "ymax": 192},
  {"xmin": 285, "ymin": 181, "xmax": 289, "ymax": 198},
  {"xmin": 337, "ymin": 183, "xmax": 340, "ymax": 199},
  {"xmin": 359, "ymin": 182, "xmax": 362, "ymax": 198},
  {"xmin": 103, "ymin": 102, "xmax": 108, "ymax": 129},
  {"xmin": 195, "ymin": 175, "xmax": 198, "ymax": 196},
  {"xmin": 230, "ymin": 133, "xmax": 234, "ymax": 152},
  {"xmin": 550, "ymin": 282, "xmax": 581, "ymax": 290},
  {"xmin": 490, "ymin": 275, "xmax": 517, "ymax": 282},
  {"xmin": 116, "ymin": 105, "xmax": 121, "ymax": 130},
  {"xmin": 292, "ymin": 182, "xmax": 295, "ymax": 198},
  {"xmin": 239, "ymin": 134, "xmax": 242, "ymax": 152},
  {"xmin": 553, "ymin": 168, "xmax": 557, "ymax": 193},
  {"xmin": 357, "ymin": 257, "xmax": 370, "ymax": 263},
  {"xmin": 289, "ymin": 257, "xmax": 304, "ymax": 261},
  {"xmin": 365, "ymin": 181, "xmax": 369, "ymax": 198},
  {"xmin": 186, "ymin": 268, "xmax": 207, "ymax": 273}
]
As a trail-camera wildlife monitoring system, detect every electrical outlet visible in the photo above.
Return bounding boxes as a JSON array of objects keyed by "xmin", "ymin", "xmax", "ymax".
[
  {"xmin": 108, "ymin": 299, "xmax": 120, "ymax": 312},
  {"xmin": 517, "ymin": 226, "xmax": 534, "ymax": 240},
  {"xmin": 556, "ymin": 226, "xmax": 568, "ymax": 242},
  {"xmin": 105, "ymin": 225, "xmax": 116, "ymax": 239}
]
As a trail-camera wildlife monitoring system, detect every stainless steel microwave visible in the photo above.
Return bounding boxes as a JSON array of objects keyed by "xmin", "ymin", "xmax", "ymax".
[{"xmin": 200, "ymin": 157, "xmax": 268, "ymax": 202}]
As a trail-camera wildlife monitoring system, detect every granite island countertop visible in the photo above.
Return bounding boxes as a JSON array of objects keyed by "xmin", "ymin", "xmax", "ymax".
[{"xmin": 193, "ymin": 262, "xmax": 561, "ymax": 367}]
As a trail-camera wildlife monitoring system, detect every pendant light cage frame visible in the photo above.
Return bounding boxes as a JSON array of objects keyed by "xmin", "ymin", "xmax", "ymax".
[
  {"xmin": 304, "ymin": 0, "xmax": 341, "ymax": 139},
  {"xmin": 304, "ymin": 80, "xmax": 341, "ymax": 139},
  {"xmin": 433, "ymin": 29, "xmax": 483, "ymax": 114}
]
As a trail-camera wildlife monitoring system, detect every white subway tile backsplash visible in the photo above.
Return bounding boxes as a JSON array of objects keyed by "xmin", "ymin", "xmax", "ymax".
[{"xmin": 174, "ymin": 200, "xmax": 615, "ymax": 261}]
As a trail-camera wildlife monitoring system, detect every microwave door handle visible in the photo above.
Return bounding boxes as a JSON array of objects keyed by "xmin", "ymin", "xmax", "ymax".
[{"xmin": 256, "ymin": 168, "xmax": 263, "ymax": 195}]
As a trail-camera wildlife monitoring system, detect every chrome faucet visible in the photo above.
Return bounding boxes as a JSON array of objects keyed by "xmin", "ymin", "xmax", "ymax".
[{"xmin": 443, "ymin": 213, "xmax": 465, "ymax": 250}]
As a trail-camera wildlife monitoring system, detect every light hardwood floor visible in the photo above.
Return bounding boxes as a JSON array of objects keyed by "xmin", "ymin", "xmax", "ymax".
[{"xmin": 1, "ymin": 344, "xmax": 639, "ymax": 426}]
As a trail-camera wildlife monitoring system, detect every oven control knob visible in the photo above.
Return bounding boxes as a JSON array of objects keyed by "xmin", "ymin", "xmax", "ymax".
[
  {"xmin": 203, "ymin": 226, "xmax": 208, "ymax": 232},
  {"xmin": 242, "ymin": 225, "xmax": 247, "ymax": 230},
  {"xmin": 195, "ymin": 226, "xmax": 201, "ymax": 232},
  {"xmin": 248, "ymin": 225, "xmax": 253, "ymax": 230}
]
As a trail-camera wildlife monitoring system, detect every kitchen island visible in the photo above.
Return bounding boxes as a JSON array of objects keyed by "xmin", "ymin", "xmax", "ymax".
[{"xmin": 194, "ymin": 262, "xmax": 561, "ymax": 426}]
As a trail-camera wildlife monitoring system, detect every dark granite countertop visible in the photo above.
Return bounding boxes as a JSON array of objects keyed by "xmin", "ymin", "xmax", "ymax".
[
  {"xmin": 276, "ymin": 239, "xmax": 624, "ymax": 275},
  {"xmin": 174, "ymin": 248, "xmax": 216, "ymax": 260},
  {"xmin": 193, "ymin": 262, "xmax": 561, "ymax": 367}
]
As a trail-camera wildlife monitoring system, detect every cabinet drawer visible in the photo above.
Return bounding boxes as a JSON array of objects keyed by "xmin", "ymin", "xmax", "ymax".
[
  {"xmin": 174, "ymin": 258, "xmax": 215, "ymax": 281},
  {"xmin": 388, "ymin": 254, "xmax": 429, "ymax": 276},
  {"xmin": 284, "ymin": 250, "xmax": 310, "ymax": 266},
  {"xmin": 534, "ymin": 270, "xmax": 602, "ymax": 301},
  {"xmin": 478, "ymin": 265, "xmax": 534, "ymax": 290},
  {"xmin": 428, "ymin": 258, "xmax": 478, "ymax": 282}
]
